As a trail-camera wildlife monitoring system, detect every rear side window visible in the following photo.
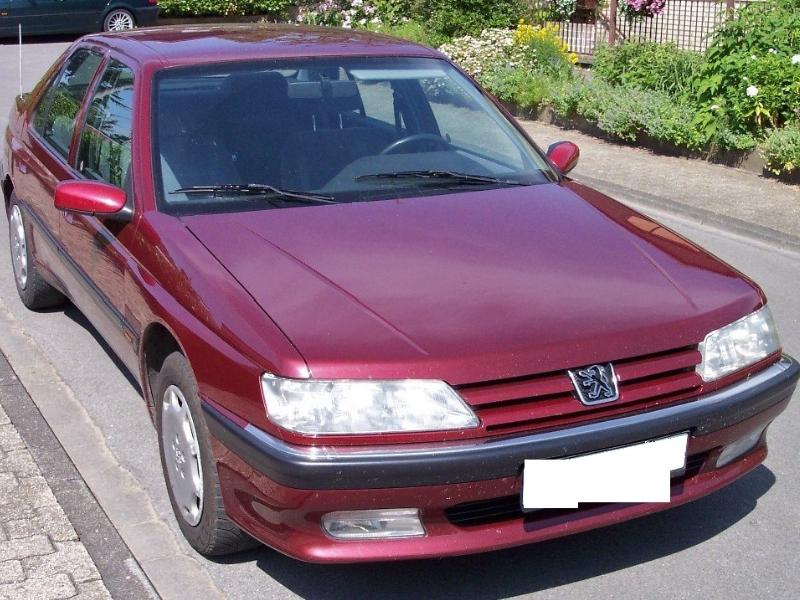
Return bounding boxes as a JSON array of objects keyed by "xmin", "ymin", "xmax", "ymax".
[
  {"xmin": 77, "ymin": 61, "xmax": 135, "ymax": 188},
  {"xmin": 33, "ymin": 49, "xmax": 103, "ymax": 158}
]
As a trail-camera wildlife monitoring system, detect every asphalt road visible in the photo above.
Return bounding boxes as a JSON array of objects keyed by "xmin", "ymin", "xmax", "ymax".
[{"xmin": 1, "ymin": 37, "xmax": 799, "ymax": 600}]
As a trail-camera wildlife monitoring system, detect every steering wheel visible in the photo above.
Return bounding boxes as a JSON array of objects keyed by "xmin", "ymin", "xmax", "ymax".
[{"xmin": 380, "ymin": 133, "xmax": 452, "ymax": 155}]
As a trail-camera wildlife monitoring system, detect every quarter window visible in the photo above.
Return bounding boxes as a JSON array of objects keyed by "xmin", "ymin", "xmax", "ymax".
[
  {"xmin": 77, "ymin": 61, "xmax": 135, "ymax": 188},
  {"xmin": 33, "ymin": 49, "xmax": 103, "ymax": 159}
]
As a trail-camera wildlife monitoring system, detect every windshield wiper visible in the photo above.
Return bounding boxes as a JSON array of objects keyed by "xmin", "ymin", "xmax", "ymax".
[
  {"xmin": 354, "ymin": 170, "xmax": 525, "ymax": 186},
  {"xmin": 170, "ymin": 184, "xmax": 336, "ymax": 204}
]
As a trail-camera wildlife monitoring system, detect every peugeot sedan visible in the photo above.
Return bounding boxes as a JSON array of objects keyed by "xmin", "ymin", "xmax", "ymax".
[{"xmin": 2, "ymin": 25, "xmax": 797, "ymax": 563}]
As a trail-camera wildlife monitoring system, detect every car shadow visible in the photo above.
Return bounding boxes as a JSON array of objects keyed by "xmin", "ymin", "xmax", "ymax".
[
  {"xmin": 0, "ymin": 33, "xmax": 81, "ymax": 45},
  {"xmin": 61, "ymin": 303, "xmax": 142, "ymax": 395},
  {"xmin": 215, "ymin": 466, "xmax": 774, "ymax": 599}
]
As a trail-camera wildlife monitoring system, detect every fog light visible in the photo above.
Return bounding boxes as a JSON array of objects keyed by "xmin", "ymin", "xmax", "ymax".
[
  {"xmin": 322, "ymin": 509, "xmax": 425, "ymax": 540},
  {"xmin": 716, "ymin": 429, "xmax": 764, "ymax": 468}
]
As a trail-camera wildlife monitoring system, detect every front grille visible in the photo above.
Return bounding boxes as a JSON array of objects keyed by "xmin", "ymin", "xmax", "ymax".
[
  {"xmin": 457, "ymin": 345, "xmax": 702, "ymax": 436},
  {"xmin": 445, "ymin": 452, "xmax": 710, "ymax": 527}
]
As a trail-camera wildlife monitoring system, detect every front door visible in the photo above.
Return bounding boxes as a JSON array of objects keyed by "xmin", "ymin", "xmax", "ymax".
[{"xmin": 59, "ymin": 57, "xmax": 140, "ymax": 372}]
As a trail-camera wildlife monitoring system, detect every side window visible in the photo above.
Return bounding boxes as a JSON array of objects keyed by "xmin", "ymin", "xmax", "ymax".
[
  {"xmin": 33, "ymin": 49, "xmax": 103, "ymax": 159},
  {"xmin": 421, "ymin": 77, "xmax": 524, "ymax": 170},
  {"xmin": 355, "ymin": 80, "xmax": 396, "ymax": 127},
  {"xmin": 77, "ymin": 61, "xmax": 134, "ymax": 188}
]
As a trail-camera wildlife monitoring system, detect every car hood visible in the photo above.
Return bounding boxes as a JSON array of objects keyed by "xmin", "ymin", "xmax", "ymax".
[{"xmin": 182, "ymin": 181, "xmax": 761, "ymax": 384}]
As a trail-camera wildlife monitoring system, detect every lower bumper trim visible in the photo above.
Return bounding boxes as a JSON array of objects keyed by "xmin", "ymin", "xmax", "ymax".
[{"xmin": 203, "ymin": 356, "xmax": 798, "ymax": 490}]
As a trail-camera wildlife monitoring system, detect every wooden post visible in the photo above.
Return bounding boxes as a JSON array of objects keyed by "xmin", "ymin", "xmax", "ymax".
[
  {"xmin": 608, "ymin": 0, "xmax": 618, "ymax": 46},
  {"xmin": 726, "ymin": 0, "xmax": 735, "ymax": 20}
]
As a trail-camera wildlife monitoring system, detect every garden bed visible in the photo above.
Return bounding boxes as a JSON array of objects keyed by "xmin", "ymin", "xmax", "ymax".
[{"xmin": 501, "ymin": 102, "xmax": 790, "ymax": 181}]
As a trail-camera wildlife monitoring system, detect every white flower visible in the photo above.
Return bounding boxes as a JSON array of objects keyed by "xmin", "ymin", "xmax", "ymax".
[
  {"xmin": 768, "ymin": 48, "xmax": 777, "ymax": 54},
  {"xmin": 710, "ymin": 104, "xmax": 720, "ymax": 111},
  {"xmin": 746, "ymin": 85, "xmax": 759, "ymax": 97},
  {"xmin": 792, "ymin": 54, "xmax": 800, "ymax": 65},
  {"xmin": 751, "ymin": 55, "xmax": 757, "ymax": 60}
]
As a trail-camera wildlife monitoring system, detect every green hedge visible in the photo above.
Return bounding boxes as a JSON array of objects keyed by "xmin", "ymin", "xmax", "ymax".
[{"xmin": 158, "ymin": 0, "xmax": 292, "ymax": 18}]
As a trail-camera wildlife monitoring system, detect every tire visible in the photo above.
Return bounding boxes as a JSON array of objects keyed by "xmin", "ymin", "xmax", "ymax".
[
  {"xmin": 103, "ymin": 9, "xmax": 135, "ymax": 32},
  {"xmin": 7, "ymin": 198, "xmax": 65, "ymax": 310},
  {"xmin": 154, "ymin": 351, "xmax": 257, "ymax": 556}
]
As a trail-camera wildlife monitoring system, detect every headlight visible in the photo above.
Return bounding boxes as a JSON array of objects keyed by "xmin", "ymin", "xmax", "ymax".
[
  {"xmin": 261, "ymin": 375, "xmax": 479, "ymax": 435},
  {"xmin": 697, "ymin": 305, "xmax": 781, "ymax": 382}
]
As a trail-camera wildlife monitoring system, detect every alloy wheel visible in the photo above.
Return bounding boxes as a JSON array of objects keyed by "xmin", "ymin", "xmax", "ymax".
[{"xmin": 105, "ymin": 10, "xmax": 135, "ymax": 32}]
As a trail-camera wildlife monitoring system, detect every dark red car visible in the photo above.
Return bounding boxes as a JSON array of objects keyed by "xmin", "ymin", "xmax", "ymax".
[{"xmin": 2, "ymin": 25, "xmax": 797, "ymax": 563}]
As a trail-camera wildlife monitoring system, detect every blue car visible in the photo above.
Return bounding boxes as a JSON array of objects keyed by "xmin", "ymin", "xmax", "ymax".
[{"xmin": 0, "ymin": 0, "xmax": 158, "ymax": 36}]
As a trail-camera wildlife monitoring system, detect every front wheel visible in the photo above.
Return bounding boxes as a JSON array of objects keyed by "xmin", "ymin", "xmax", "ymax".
[
  {"xmin": 155, "ymin": 351, "xmax": 257, "ymax": 555},
  {"xmin": 103, "ymin": 9, "xmax": 135, "ymax": 32}
]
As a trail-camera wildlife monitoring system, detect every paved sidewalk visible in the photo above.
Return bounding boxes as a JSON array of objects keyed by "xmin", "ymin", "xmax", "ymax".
[
  {"xmin": 0, "ymin": 402, "xmax": 109, "ymax": 599},
  {"xmin": 520, "ymin": 120, "xmax": 800, "ymax": 248}
]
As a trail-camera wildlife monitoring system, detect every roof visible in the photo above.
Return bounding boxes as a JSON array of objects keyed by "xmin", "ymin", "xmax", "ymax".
[{"xmin": 85, "ymin": 24, "xmax": 440, "ymax": 67}]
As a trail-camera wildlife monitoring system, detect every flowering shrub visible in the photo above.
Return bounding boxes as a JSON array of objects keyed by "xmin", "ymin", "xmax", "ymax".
[
  {"xmin": 619, "ymin": 0, "xmax": 666, "ymax": 20},
  {"xmin": 439, "ymin": 22, "xmax": 576, "ymax": 83},
  {"xmin": 439, "ymin": 29, "xmax": 520, "ymax": 79},
  {"xmin": 515, "ymin": 22, "xmax": 578, "ymax": 76},
  {"xmin": 693, "ymin": 0, "xmax": 800, "ymax": 141},
  {"xmin": 296, "ymin": 0, "xmax": 379, "ymax": 28}
]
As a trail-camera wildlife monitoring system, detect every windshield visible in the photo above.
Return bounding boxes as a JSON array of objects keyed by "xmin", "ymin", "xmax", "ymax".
[{"xmin": 152, "ymin": 57, "xmax": 556, "ymax": 214}]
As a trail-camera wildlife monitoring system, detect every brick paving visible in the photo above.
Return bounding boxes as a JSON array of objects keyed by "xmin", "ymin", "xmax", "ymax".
[{"xmin": 0, "ymin": 402, "xmax": 110, "ymax": 600}]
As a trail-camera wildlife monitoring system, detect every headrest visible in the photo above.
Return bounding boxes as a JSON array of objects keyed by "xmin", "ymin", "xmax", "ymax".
[{"xmin": 222, "ymin": 70, "xmax": 289, "ymax": 117}]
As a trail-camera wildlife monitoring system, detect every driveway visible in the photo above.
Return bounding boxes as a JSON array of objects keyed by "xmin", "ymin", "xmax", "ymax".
[{"xmin": 1, "ymin": 37, "xmax": 798, "ymax": 600}]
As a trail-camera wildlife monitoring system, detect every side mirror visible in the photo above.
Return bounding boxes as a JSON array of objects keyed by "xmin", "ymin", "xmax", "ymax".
[
  {"xmin": 546, "ymin": 141, "xmax": 580, "ymax": 175},
  {"xmin": 55, "ymin": 180, "xmax": 130, "ymax": 221}
]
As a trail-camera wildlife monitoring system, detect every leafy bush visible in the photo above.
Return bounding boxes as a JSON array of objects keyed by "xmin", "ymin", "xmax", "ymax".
[
  {"xmin": 365, "ymin": 20, "xmax": 444, "ymax": 48},
  {"xmin": 593, "ymin": 42, "xmax": 706, "ymax": 98},
  {"xmin": 549, "ymin": 79, "xmax": 705, "ymax": 148},
  {"xmin": 411, "ymin": 0, "xmax": 523, "ymax": 40},
  {"xmin": 761, "ymin": 126, "xmax": 800, "ymax": 175},
  {"xmin": 549, "ymin": 0, "xmax": 576, "ymax": 21},
  {"xmin": 159, "ymin": 0, "xmax": 292, "ymax": 17},
  {"xmin": 480, "ymin": 69, "xmax": 555, "ymax": 110},
  {"xmin": 694, "ymin": 0, "xmax": 800, "ymax": 140}
]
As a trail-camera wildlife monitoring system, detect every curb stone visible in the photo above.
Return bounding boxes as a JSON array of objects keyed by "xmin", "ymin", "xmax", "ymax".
[{"xmin": 0, "ymin": 301, "xmax": 226, "ymax": 600}]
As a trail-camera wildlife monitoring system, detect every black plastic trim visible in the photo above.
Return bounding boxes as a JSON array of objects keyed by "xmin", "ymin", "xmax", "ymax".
[
  {"xmin": 203, "ymin": 356, "xmax": 799, "ymax": 490},
  {"xmin": 22, "ymin": 203, "xmax": 140, "ymax": 351}
]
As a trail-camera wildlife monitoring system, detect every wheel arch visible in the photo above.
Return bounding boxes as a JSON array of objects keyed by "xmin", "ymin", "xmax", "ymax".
[
  {"xmin": 2, "ymin": 175, "xmax": 13, "ymax": 213},
  {"xmin": 139, "ymin": 320, "xmax": 187, "ymax": 420}
]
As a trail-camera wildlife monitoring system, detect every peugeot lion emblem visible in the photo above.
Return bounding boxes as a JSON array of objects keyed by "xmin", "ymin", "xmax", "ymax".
[{"xmin": 567, "ymin": 363, "xmax": 620, "ymax": 405}]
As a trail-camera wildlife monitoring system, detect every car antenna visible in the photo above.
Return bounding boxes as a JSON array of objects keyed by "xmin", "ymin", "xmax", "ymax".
[{"xmin": 17, "ymin": 24, "xmax": 23, "ymax": 98}]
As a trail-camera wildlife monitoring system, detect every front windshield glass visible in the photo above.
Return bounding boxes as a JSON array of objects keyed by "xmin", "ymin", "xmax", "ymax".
[{"xmin": 153, "ymin": 57, "xmax": 556, "ymax": 214}]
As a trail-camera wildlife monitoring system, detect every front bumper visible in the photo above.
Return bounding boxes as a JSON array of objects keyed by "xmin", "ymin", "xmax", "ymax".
[{"xmin": 204, "ymin": 355, "xmax": 798, "ymax": 562}]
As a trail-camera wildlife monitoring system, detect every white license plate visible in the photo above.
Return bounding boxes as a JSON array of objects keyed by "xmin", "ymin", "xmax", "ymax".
[{"xmin": 522, "ymin": 433, "xmax": 688, "ymax": 509}]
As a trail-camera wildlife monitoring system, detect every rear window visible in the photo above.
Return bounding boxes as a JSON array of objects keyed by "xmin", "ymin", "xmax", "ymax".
[
  {"xmin": 33, "ymin": 49, "xmax": 103, "ymax": 159},
  {"xmin": 152, "ymin": 57, "xmax": 554, "ymax": 215}
]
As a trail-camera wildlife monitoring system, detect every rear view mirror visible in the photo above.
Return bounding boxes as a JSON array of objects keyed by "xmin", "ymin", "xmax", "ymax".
[
  {"xmin": 546, "ymin": 141, "xmax": 580, "ymax": 175},
  {"xmin": 55, "ymin": 180, "xmax": 130, "ymax": 221}
]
